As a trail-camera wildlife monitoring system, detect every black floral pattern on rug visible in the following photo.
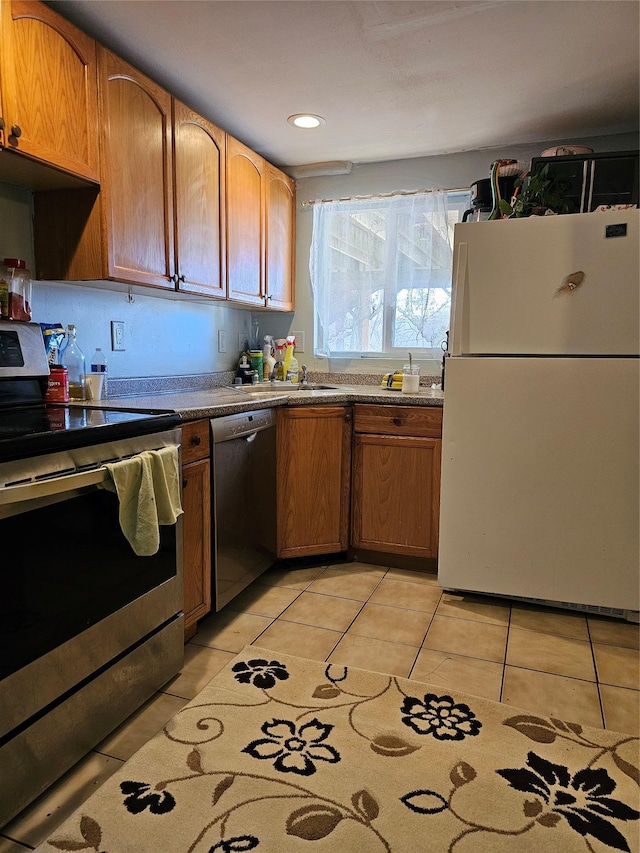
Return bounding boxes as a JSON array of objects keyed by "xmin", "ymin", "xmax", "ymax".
[
  {"xmin": 401, "ymin": 693, "xmax": 482, "ymax": 741},
  {"xmin": 120, "ymin": 781, "xmax": 176, "ymax": 815},
  {"xmin": 242, "ymin": 718, "xmax": 341, "ymax": 775},
  {"xmin": 497, "ymin": 751, "xmax": 640, "ymax": 851},
  {"xmin": 232, "ymin": 658, "xmax": 289, "ymax": 689},
  {"xmin": 208, "ymin": 835, "xmax": 260, "ymax": 852}
]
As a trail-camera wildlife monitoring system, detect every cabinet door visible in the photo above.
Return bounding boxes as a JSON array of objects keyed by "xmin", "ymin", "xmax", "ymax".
[
  {"xmin": 352, "ymin": 433, "xmax": 441, "ymax": 558},
  {"xmin": 182, "ymin": 456, "xmax": 212, "ymax": 634},
  {"xmin": 0, "ymin": 0, "xmax": 99, "ymax": 181},
  {"xmin": 173, "ymin": 101, "xmax": 226, "ymax": 298},
  {"xmin": 98, "ymin": 47, "xmax": 174, "ymax": 289},
  {"xmin": 277, "ymin": 406, "xmax": 351, "ymax": 557},
  {"xmin": 226, "ymin": 134, "xmax": 265, "ymax": 305},
  {"xmin": 266, "ymin": 164, "xmax": 295, "ymax": 311}
]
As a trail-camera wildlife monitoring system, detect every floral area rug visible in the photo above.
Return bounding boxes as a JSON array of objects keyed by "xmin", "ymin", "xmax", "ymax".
[{"xmin": 36, "ymin": 646, "xmax": 639, "ymax": 853}]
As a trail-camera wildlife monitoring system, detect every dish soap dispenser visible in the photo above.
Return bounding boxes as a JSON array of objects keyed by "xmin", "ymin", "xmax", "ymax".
[{"xmin": 237, "ymin": 352, "xmax": 253, "ymax": 384}]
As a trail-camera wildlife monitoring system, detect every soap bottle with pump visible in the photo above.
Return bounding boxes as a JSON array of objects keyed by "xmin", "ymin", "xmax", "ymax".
[{"xmin": 236, "ymin": 352, "xmax": 253, "ymax": 384}]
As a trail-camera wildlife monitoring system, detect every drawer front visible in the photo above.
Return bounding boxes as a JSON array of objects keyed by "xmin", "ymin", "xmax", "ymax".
[
  {"xmin": 354, "ymin": 404, "xmax": 442, "ymax": 437},
  {"xmin": 181, "ymin": 419, "xmax": 211, "ymax": 463}
]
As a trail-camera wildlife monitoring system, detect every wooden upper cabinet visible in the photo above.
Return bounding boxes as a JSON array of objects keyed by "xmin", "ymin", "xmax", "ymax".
[
  {"xmin": 173, "ymin": 101, "xmax": 226, "ymax": 298},
  {"xmin": 266, "ymin": 164, "xmax": 295, "ymax": 311},
  {"xmin": 99, "ymin": 47, "xmax": 174, "ymax": 289},
  {"xmin": 226, "ymin": 134, "xmax": 265, "ymax": 306},
  {"xmin": 0, "ymin": 0, "xmax": 99, "ymax": 181}
]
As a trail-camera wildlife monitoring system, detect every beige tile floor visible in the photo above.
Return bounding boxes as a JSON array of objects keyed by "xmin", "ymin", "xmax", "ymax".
[{"xmin": 2, "ymin": 560, "xmax": 639, "ymax": 850}]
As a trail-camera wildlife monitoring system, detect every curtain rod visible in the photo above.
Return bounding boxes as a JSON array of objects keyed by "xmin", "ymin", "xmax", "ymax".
[{"xmin": 300, "ymin": 186, "xmax": 469, "ymax": 206}]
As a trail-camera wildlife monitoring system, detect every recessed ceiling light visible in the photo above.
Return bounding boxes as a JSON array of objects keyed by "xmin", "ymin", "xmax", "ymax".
[{"xmin": 287, "ymin": 114, "xmax": 326, "ymax": 129}]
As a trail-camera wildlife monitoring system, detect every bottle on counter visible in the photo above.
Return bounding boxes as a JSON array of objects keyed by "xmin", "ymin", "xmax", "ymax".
[
  {"xmin": 273, "ymin": 341, "xmax": 285, "ymax": 381},
  {"xmin": 283, "ymin": 336, "xmax": 299, "ymax": 383},
  {"xmin": 60, "ymin": 324, "xmax": 86, "ymax": 400},
  {"xmin": 90, "ymin": 347, "xmax": 108, "ymax": 398},
  {"xmin": 263, "ymin": 336, "xmax": 276, "ymax": 381},
  {"xmin": 1, "ymin": 258, "xmax": 32, "ymax": 321}
]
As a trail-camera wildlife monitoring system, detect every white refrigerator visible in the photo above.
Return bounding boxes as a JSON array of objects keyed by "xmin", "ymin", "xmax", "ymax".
[{"xmin": 438, "ymin": 209, "xmax": 639, "ymax": 621}]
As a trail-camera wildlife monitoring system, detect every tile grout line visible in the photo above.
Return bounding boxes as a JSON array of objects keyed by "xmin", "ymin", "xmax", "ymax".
[
  {"xmin": 499, "ymin": 603, "xmax": 512, "ymax": 703},
  {"xmin": 586, "ymin": 617, "xmax": 607, "ymax": 729}
]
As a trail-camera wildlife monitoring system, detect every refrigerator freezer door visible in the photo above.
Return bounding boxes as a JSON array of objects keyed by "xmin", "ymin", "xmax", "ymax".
[
  {"xmin": 438, "ymin": 356, "xmax": 639, "ymax": 612},
  {"xmin": 449, "ymin": 210, "xmax": 639, "ymax": 356}
]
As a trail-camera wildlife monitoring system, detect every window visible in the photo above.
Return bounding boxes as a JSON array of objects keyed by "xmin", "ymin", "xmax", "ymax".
[{"xmin": 309, "ymin": 189, "xmax": 469, "ymax": 357}]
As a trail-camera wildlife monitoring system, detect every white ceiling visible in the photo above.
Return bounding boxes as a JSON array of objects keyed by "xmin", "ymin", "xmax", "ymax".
[{"xmin": 48, "ymin": 0, "xmax": 639, "ymax": 171}]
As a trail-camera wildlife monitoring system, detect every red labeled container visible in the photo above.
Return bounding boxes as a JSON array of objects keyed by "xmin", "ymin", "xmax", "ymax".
[{"xmin": 44, "ymin": 365, "xmax": 69, "ymax": 402}]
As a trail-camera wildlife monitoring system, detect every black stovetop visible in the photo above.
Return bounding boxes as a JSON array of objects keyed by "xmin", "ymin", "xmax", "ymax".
[{"xmin": 0, "ymin": 402, "xmax": 182, "ymax": 463}]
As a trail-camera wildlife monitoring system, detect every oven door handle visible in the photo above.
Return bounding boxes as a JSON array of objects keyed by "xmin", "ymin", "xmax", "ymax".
[{"xmin": 0, "ymin": 466, "xmax": 111, "ymax": 505}]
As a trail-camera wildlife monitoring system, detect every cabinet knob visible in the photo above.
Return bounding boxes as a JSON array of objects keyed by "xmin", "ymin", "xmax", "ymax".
[
  {"xmin": 10, "ymin": 125, "xmax": 21, "ymax": 138},
  {"xmin": 0, "ymin": 117, "xmax": 5, "ymax": 131},
  {"xmin": 182, "ymin": 478, "xmax": 188, "ymax": 489},
  {"xmin": 191, "ymin": 435, "xmax": 201, "ymax": 446},
  {"xmin": 179, "ymin": 273, "xmax": 186, "ymax": 283},
  {"xmin": 170, "ymin": 273, "xmax": 178, "ymax": 284},
  {"xmin": 264, "ymin": 294, "xmax": 271, "ymax": 306},
  {"xmin": 392, "ymin": 417, "xmax": 402, "ymax": 426}
]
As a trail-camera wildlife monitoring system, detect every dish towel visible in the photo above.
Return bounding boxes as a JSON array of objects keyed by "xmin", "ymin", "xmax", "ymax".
[{"xmin": 103, "ymin": 446, "xmax": 183, "ymax": 556}]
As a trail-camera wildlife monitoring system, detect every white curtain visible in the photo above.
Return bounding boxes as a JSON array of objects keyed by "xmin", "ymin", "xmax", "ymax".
[{"xmin": 309, "ymin": 190, "xmax": 455, "ymax": 357}]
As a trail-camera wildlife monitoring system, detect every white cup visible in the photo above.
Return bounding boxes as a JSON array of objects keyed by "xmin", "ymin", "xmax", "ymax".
[
  {"xmin": 401, "ymin": 366, "xmax": 420, "ymax": 394},
  {"xmin": 85, "ymin": 373, "xmax": 105, "ymax": 400}
]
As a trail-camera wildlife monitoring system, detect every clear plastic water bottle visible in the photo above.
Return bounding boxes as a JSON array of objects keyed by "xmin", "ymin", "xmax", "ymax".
[
  {"xmin": 60, "ymin": 324, "xmax": 86, "ymax": 401},
  {"xmin": 90, "ymin": 347, "xmax": 108, "ymax": 398}
]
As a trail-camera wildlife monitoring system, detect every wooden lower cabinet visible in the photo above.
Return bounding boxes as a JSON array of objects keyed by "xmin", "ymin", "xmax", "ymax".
[
  {"xmin": 180, "ymin": 419, "xmax": 212, "ymax": 638},
  {"xmin": 351, "ymin": 405, "xmax": 442, "ymax": 559},
  {"xmin": 276, "ymin": 406, "xmax": 351, "ymax": 558}
]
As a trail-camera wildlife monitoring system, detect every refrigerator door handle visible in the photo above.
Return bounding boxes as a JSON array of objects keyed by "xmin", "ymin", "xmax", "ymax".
[{"xmin": 449, "ymin": 241, "xmax": 468, "ymax": 356}]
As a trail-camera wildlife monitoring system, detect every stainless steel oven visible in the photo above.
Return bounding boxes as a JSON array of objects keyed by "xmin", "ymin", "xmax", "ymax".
[{"xmin": 0, "ymin": 322, "xmax": 184, "ymax": 826}]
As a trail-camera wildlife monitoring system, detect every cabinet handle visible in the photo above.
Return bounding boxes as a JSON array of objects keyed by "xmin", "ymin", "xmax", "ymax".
[
  {"xmin": 264, "ymin": 294, "xmax": 271, "ymax": 306},
  {"xmin": 10, "ymin": 125, "xmax": 21, "ymax": 138},
  {"xmin": 170, "ymin": 273, "xmax": 178, "ymax": 284},
  {"xmin": 182, "ymin": 478, "xmax": 188, "ymax": 489},
  {"xmin": 392, "ymin": 417, "xmax": 402, "ymax": 425},
  {"xmin": 190, "ymin": 435, "xmax": 201, "ymax": 446},
  {"xmin": 344, "ymin": 412, "xmax": 352, "ymax": 423},
  {"xmin": 0, "ymin": 117, "xmax": 5, "ymax": 131}
]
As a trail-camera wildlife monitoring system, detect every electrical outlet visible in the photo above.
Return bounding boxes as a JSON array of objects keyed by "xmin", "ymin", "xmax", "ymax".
[
  {"xmin": 218, "ymin": 330, "xmax": 227, "ymax": 353},
  {"xmin": 291, "ymin": 331, "xmax": 305, "ymax": 352},
  {"xmin": 111, "ymin": 320, "xmax": 125, "ymax": 351}
]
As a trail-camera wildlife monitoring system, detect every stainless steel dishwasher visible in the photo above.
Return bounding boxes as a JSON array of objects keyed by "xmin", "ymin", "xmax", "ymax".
[{"xmin": 210, "ymin": 408, "xmax": 277, "ymax": 610}]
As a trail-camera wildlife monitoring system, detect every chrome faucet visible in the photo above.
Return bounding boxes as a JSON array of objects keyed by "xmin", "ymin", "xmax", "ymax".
[{"xmin": 300, "ymin": 364, "xmax": 308, "ymax": 384}]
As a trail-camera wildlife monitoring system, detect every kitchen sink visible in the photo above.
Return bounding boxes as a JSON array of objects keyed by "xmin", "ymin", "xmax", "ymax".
[
  {"xmin": 295, "ymin": 383, "xmax": 339, "ymax": 391},
  {"xmin": 230, "ymin": 383, "xmax": 339, "ymax": 394}
]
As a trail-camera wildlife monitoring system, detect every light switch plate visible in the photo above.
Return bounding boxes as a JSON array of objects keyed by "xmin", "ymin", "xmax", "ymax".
[
  {"xmin": 218, "ymin": 330, "xmax": 227, "ymax": 352},
  {"xmin": 111, "ymin": 320, "xmax": 125, "ymax": 351},
  {"xmin": 291, "ymin": 331, "xmax": 305, "ymax": 352}
]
